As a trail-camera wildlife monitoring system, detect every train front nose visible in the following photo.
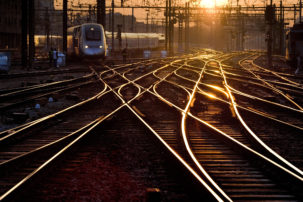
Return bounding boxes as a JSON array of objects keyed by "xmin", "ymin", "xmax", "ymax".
[{"xmin": 83, "ymin": 45, "xmax": 105, "ymax": 56}]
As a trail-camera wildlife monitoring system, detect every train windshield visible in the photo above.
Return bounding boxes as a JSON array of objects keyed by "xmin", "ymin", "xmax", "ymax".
[{"xmin": 85, "ymin": 26, "xmax": 101, "ymax": 41}]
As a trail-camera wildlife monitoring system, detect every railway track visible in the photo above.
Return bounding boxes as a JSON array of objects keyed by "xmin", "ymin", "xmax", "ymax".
[
  {"xmin": 0, "ymin": 51, "xmax": 302, "ymax": 201},
  {"xmin": 0, "ymin": 66, "xmax": 96, "ymax": 80},
  {"xmin": 0, "ymin": 73, "xmax": 100, "ymax": 112}
]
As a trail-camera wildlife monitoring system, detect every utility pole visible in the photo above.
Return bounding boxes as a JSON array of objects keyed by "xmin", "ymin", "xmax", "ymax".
[
  {"xmin": 165, "ymin": 0, "xmax": 168, "ymax": 51},
  {"xmin": 97, "ymin": 0, "xmax": 106, "ymax": 27},
  {"xmin": 300, "ymin": 0, "xmax": 302, "ymax": 23},
  {"xmin": 146, "ymin": 12, "xmax": 149, "ymax": 33},
  {"xmin": 279, "ymin": 1, "xmax": 283, "ymax": 55},
  {"xmin": 185, "ymin": 2, "xmax": 189, "ymax": 52},
  {"xmin": 101, "ymin": 0, "xmax": 106, "ymax": 28},
  {"xmin": 97, "ymin": 0, "xmax": 101, "ymax": 24},
  {"xmin": 21, "ymin": 0, "xmax": 28, "ymax": 68},
  {"xmin": 109, "ymin": 9, "xmax": 112, "ymax": 31},
  {"xmin": 131, "ymin": 7, "xmax": 134, "ymax": 32},
  {"xmin": 168, "ymin": 0, "xmax": 173, "ymax": 55},
  {"xmin": 266, "ymin": 0, "xmax": 274, "ymax": 68},
  {"xmin": 45, "ymin": 7, "xmax": 50, "ymax": 50},
  {"xmin": 88, "ymin": 5, "xmax": 92, "ymax": 22},
  {"xmin": 172, "ymin": 7, "xmax": 175, "ymax": 54},
  {"xmin": 112, "ymin": 0, "xmax": 115, "ymax": 52},
  {"xmin": 28, "ymin": 0, "xmax": 35, "ymax": 70},
  {"xmin": 294, "ymin": 4, "xmax": 297, "ymax": 24},
  {"xmin": 63, "ymin": 0, "xmax": 68, "ymax": 58},
  {"xmin": 178, "ymin": 11, "xmax": 183, "ymax": 52}
]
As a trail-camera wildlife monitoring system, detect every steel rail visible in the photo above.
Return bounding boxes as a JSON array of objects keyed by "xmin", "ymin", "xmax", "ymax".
[
  {"xmin": 0, "ymin": 104, "xmax": 125, "ymax": 201},
  {"xmin": 149, "ymin": 57, "xmax": 303, "ymax": 180},
  {"xmin": 252, "ymin": 55, "xmax": 303, "ymax": 87},
  {"xmin": 0, "ymin": 59, "xmax": 162, "ymax": 166},
  {"xmin": 179, "ymin": 58, "xmax": 233, "ymax": 202},
  {"xmin": 218, "ymin": 59, "xmax": 303, "ymax": 178},
  {"xmin": 192, "ymin": 63, "xmax": 303, "ymax": 114},
  {"xmin": 0, "ymin": 60, "xmax": 168, "ymax": 162},
  {"xmin": 0, "ymin": 59, "xmax": 170, "ymax": 140},
  {"xmin": 162, "ymin": 59, "xmax": 303, "ymax": 132},
  {"xmin": 100, "ymin": 58, "xmax": 225, "ymax": 202},
  {"xmin": 0, "ymin": 59, "xmax": 158, "ymax": 134},
  {"xmin": 151, "ymin": 73, "xmax": 303, "ymax": 182},
  {"xmin": 227, "ymin": 54, "xmax": 303, "ymax": 89},
  {"xmin": 0, "ymin": 80, "xmax": 98, "ymax": 112},
  {"xmin": 0, "ymin": 59, "xmax": 175, "ymax": 199},
  {"xmin": 208, "ymin": 67, "xmax": 303, "ymax": 95},
  {"xmin": 0, "ymin": 73, "xmax": 94, "ymax": 99},
  {"xmin": 0, "ymin": 86, "xmax": 107, "ymax": 143},
  {"xmin": 107, "ymin": 54, "xmax": 303, "ymax": 199},
  {"xmin": 238, "ymin": 56, "xmax": 303, "ymax": 111},
  {"xmin": 151, "ymin": 57, "xmax": 235, "ymax": 201},
  {"xmin": 164, "ymin": 65, "xmax": 303, "ymax": 131}
]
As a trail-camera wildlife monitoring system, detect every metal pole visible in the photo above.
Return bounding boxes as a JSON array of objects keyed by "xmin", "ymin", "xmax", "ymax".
[
  {"xmin": 97, "ymin": 0, "xmax": 106, "ymax": 27},
  {"xmin": 165, "ymin": 0, "xmax": 168, "ymax": 51},
  {"xmin": 97, "ymin": 0, "xmax": 101, "ymax": 24},
  {"xmin": 294, "ymin": 4, "xmax": 297, "ymax": 24},
  {"xmin": 88, "ymin": 5, "xmax": 92, "ymax": 22},
  {"xmin": 45, "ymin": 7, "xmax": 50, "ymax": 49},
  {"xmin": 63, "ymin": 0, "xmax": 68, "ymax": 57},
  {"xmin": 279, "ymin": 0, "xmax": 284, "ymax": 55},
  {"xmin": 131, "ymin": 7, "xmax": 134, "ymax": 32},
  {"xmin": 112, "ymin": 0, "xmax": 115, "ymax": 52},
  {"xmin": 185, "ymin": 2, "xmax": 189, "ymax": 52},
  {"xmin": 101, "ymin": 0, "xmax": 106, "ymax": 28},
  {"xmin": 109, "ymin": 8, "xmax": 111, "ymax": 31},
  {"xmin": 178, "ymin": 11, "xmax": 183, "ymax": 52},
  {"xmin": 28, "ymin": 0, "xmax": 35, "ymax": 70},
  {"xmin": 267, "ymin": 1, "xmax": 273, "ymax": 68},
  {"xmin": 172, "ymin": 7, "xmax": 175, "ymax": 54},
  {"xmin": 300, "ymin": 0, "xmax": 302, "ymax": 23},
  {"xmin": 168, "ymin": 0, "xmax": 172, "ymax": 55},
  {"xmin": 146, "ymin": 12, "xmax": 149, "ymax": 33},
  {"xmin": 21, "ymin": 0, "xmax": 28, "ymax": 68}
]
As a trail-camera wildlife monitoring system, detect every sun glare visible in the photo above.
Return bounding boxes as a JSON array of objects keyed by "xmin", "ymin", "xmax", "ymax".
[{"xmin": 199, "ymin": 0, "xmax": 228, "ymax": 8}]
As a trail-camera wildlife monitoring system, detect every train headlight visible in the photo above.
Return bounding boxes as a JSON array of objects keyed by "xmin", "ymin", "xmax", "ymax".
[
  {"xmin": 85, "ymin": 45, "xmax": 88, "ymax": 49},
  {"xmin": 99, "ymin": 46, "xmax": 103, "ymax": 49}
]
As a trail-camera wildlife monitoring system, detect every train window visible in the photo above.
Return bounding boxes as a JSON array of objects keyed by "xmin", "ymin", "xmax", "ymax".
[{"xmin": 85, "ymin": 26, "xmax": 101, "ymax": 41}]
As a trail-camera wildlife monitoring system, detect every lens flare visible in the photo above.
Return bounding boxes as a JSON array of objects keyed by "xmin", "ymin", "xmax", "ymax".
[{"xmin": 200, "ymin": 0, "xmax": 228, "ymax": 8}]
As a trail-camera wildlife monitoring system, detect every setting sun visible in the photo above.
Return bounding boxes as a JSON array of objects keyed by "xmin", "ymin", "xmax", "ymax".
[{"xmin": 199, "ymin": 0, "xmax": 228, "ymax": 8}]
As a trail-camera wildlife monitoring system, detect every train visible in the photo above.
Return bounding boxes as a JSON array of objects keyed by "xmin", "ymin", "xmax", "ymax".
[
  {"xmin": 105, "ymin": 32, "xmax": 165, "ymax": 51},
  {"xmin": 35, "ymin": 23, "xmax": 165, "ymax": 59},
  {"xmin": 285, "ymin": 23, "xmax": 303, "ymax": 67},
  {"xmin": 67, "ymin": 23, "xmax": 107, "ymax": 58}
]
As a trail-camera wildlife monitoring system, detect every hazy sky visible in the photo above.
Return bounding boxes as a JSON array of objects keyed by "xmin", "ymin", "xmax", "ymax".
[
  {"xmin": 54, "ymin": 0, "xmax": 302, "ymax": 23},
  {"xmin": 55, "ymin": 0, "xmax": 301, "ymax": 7}
]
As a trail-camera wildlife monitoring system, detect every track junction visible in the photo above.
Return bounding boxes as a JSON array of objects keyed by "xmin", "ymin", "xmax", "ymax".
[{"xmin": 0, "ymin": 50, "xmax": 303, "ymax": 201}]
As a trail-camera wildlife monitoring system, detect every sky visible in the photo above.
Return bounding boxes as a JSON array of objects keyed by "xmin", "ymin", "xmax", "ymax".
[
  {"xmin": 54, "ymin": 0, "xmax": 303, "ymax": 23},
  {"xmin": 55, "ymin": 0, "xmax": 302, "ymax": 8}
]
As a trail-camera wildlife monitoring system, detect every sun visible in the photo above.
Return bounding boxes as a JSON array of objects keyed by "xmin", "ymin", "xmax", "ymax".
[{"xmin": 199, "ymin": 0, "xmax": 228, "ymax": 8}]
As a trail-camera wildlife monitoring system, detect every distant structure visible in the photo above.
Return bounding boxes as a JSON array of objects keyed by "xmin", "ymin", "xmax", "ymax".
[
  {"xmin": 0, "ymin": 0, "xmax": 22, "ymax": 49},
  {"xmin": 0, "ymin": 0, "xmax": 55, "ymax": 50}
]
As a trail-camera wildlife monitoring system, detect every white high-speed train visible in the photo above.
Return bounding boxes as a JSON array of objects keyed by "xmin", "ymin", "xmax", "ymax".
[
  {"xmin": 35, "ymin": 23, "xmax": 165, "ymax": 59},
  {"xmin": 67, "ymin": 23, "xmax": 107, "ymax": 58}
]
